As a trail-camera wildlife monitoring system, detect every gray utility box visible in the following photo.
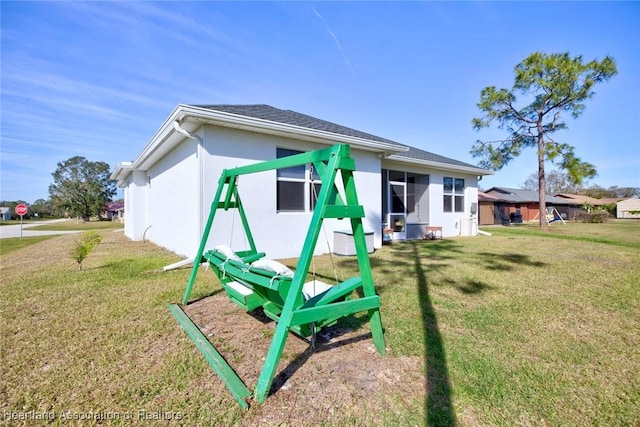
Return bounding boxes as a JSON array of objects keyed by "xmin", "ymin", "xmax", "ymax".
[{"xmin": 333, "ymin": 230, "xmax": 374, "ymax": 256}]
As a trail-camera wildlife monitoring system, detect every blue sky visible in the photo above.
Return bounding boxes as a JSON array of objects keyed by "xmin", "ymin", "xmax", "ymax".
[{"xmin": 1, "ymin": 1, "xmax": 638, "ymax": 203}]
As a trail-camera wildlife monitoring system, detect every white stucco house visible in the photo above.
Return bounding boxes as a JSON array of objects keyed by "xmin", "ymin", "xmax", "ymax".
[
  {"xmin": 0, "ymin": 207, "xmax": 11, "ymax": 221},
  {"xmin": 617, "ymin": 197, "xmax": 640, "ymax": 219},
  {"xmin": 111, "ymin": 104, "xmax": 492, "ymax": 259}
]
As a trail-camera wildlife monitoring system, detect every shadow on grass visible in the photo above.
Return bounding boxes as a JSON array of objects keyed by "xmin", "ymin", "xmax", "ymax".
[
  {"xmin": 402, "ymin": 239, "xmax": 548, "ymax": 424},
  {"xmin": 411, "ymin": 242, "xmax": 456, "ymax": 426},
  {"xmin": 476, "ymin": 252, "xmax": 547, "ymax": 271}
]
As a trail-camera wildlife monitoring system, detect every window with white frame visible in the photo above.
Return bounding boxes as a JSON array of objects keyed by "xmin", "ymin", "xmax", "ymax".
[
  {"xmin": 443, "ymin": 177, "xmax": 465, "ymax": 212},
  {"xmin": 276, "ymin": 148, "xmax": 320, "ymax": 212}
]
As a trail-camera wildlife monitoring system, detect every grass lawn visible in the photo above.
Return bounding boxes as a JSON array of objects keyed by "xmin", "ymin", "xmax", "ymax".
[
  {"xmin": 26, "ymin": 219, "xmax": 124, "ymax": 231},
  {"xmin": 0, "ymin": 235, "xmax": 58, "ymax": 256},
  {"xmin": 1, "ymin": 222, "xmax": 638, "ymax": 425}
]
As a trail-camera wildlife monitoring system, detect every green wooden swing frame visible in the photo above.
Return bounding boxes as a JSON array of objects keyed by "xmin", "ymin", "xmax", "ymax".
[{"xmin": 169, "ymin": 143, "xmax": 386, "ymax": 408}]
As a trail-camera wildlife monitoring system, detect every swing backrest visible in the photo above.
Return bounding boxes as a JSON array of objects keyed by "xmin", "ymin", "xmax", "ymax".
[{"xmin": 204, "ymin": 249, "xmax": 295, "ymax": 308}]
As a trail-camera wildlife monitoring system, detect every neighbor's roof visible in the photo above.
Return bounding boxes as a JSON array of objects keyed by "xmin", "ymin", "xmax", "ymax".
[
  {"xmin": 478, "ymin": 191, "xmax": 501, "ymax": 202},
  {"xmin": 554, "ymin": 193, "xmax": 610, "ymax": 205},
  {"xmin": 485, "ymin": 187, "xmax": 578, "ymax": 204},
  {"xmin": 600, "ymin": 197, "xmax": 628, "ymax": 204},
  {"xmin": 106, "ymin": 201, "xmax": 124, "ymax": 211}
]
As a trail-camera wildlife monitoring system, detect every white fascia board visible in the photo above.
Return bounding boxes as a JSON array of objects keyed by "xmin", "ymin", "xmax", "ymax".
[
  {"xmin": 133, "ymin": 105, "xmax": 188, "ymax": 170},
  {"xmin": 110, "ymin": 105, "xmax": 187, "ymax": 186},
  {"xmin": 385, "ymin": 154, "xmax": 494, "ymax": 176},
  {"xmin": 111, "ymin": 162, "xmax": 134, "ymax": 187}
]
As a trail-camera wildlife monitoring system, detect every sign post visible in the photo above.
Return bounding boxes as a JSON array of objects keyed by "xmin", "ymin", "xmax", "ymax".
[{"xmin": 15, "ymin": 204, "xmax": 28, "ymax": 240}]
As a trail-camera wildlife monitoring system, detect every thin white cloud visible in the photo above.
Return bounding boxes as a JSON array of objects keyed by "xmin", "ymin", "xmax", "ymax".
[
  {"xmin": 311, "ymin": 5, "xmax": 361, "ymax": 92},
  {"xmin": 64, "ymin": 1, "xmax": 230, "ymax": 51},
  {"xmin": 3, "ymin": 67, "xmax": 161, "ymax": 109}
]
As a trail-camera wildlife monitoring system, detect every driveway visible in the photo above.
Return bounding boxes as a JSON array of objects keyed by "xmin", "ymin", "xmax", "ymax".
[{"xmin": 0, "ymin": 219, "xmax": 83, "ymax": 239}]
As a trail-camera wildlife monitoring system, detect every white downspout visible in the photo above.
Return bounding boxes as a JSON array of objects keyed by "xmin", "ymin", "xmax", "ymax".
[
  {"xmin": 174, "ymin": 120, "xmax": 206, "ymax": 256},
  {"xmin": 173, "ymin": 120, "xmax": 200, "ymax": 141},
  {"xmin": 198, "ymin": 128, "xmax": 205, "ymax": 244}
]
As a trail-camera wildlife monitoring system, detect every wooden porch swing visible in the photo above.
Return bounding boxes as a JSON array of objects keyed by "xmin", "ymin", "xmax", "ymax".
[{"xmin": 168, "ymin": 143, "xmax": 386, "ymax": 408}]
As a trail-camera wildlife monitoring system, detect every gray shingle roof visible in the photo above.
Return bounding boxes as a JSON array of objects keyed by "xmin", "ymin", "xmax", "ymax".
[
  {"xmin": 397, "ymin": 146, "xmax": 484, "ymax": 169},
  {"xmin": 192, "ymin": 104, "xmax": 402, "ymax": 146},
  {"xmin": 486, "ymin": 187, "xmax": 579, "ymax": 204},
  {"xmin": 191, "ymin": 104, "xmax": 486, "ymax": 171}
]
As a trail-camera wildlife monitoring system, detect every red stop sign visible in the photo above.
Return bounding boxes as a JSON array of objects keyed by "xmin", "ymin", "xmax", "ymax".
[{"xmin": 15, "ymin": 203, "xmax": 28, "ymax": 216}]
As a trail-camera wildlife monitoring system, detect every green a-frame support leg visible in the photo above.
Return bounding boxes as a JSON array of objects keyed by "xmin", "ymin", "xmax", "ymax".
[
  {"xmin": 171, "ymin": 143, "xmax": 386, "ymax": 407},
  {"xmin": 252, "ymin": 145, "xmax": 385, "ymax": 401}
]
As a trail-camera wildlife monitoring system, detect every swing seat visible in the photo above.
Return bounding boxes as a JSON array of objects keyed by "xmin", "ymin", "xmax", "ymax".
[
  {"xmin": 204, "ymin": 248, "xmax": 291, "ymax": 312},
  {"xmin": 203, "ymin": 247, "xmax": 368, "ymax": 337},
  {"xmin": 226, "ymin": 279, "xmax": 332, "ymax": 308}
]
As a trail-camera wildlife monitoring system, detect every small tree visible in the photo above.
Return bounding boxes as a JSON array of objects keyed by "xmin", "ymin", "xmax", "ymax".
[
  {"xmin": 70, "ymin": 231, "xmax": 103, "ymax": 271},
  {"xmin": 472, "ymin": 52, "xmax": 617, "ymax": 227},
  {"xmin": 49, "ymin": 156, "xmax": 116, "ymax": 221}
]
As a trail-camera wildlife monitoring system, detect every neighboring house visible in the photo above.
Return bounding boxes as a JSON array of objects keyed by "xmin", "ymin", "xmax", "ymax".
[
  {"xmin": 600, "ymin": 197, "xmax": 626, "ymax": 205},
  {"xmin": 0, "ymin": 207, "xmax": 11, "ymax": 221},
  {"xmin": 105, "ymin": 201, "xmax": 125, "ymax": 222},
  {"xmin": 617, "ymin": 197, "xmax": 640, "ymax": 219},
  {"xmin": 483, "ymin": 187, "xmax": 582, "ymax": 223},
  {"xmin": 553, "ymin": 193, "xmax": 625, "ymax": 210},
  {"xmin": 111, "ymin": 104, "xmax": 492, "ymax": 259},
  {"xmin": 478, "ymin": 191, "xmax": 505, "ymax": 225},
  {"xmin": 553, "ymin": 193, "xmax": 610, "ymax": 207}
]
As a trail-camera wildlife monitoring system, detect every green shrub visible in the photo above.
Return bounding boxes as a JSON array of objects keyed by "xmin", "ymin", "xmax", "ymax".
[
  {"xmin": 577, "ymin": 210, "xmax": 612, "ymax": 223},
  {"xmin": 69, "ymin": 230, "xmax": 103, "ymax": 270}
]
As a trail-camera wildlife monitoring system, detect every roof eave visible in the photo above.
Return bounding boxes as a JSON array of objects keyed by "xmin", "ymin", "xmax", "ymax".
[
  {"xmin": 384, "ymin": 154, "xmax": 493, "ymax": 176},
  {"xmin": 115, "ymin": 104, "xmax": 409, "ymax": 185},
  {"xmin": 181, "ymin": 104, "xmax": 408, "ymax": 154},
  {"xmin": 110, "ymin": 162, "xmax": 134, "ymax": 187}
]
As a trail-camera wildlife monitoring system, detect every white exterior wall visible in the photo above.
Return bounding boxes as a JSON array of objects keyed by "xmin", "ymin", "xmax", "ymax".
[
  {"xmin": 124, "ymin": 137, "xmax": 202, "ymax": 257},
  {"xmin": 123, "ymin": 170, "xmax": 149, "ymax": 240},
  {"xmin": 120, "ymin": 118, "xmax": 486, "ymax": 258},
  {"xmin": 196, "ymin": 125, "xmax": 382, "ymax": 260},
  {"xmin": 351, "ymin": 152, "xmax": 383, "ymax": 247},
  {"xmin": 382, "ymin": 160, "xmax": 480, "ymax": 238},
  {"xmin": 617, "ymin": 198, "xmax": 640, "ymax": 218},
  {"xmin": 144, "ymin": 136, "xmax": 202, "ymax": 257},
  {"xmin": 122, "ymin": 125, "xmax": 384, "ymax": 260},
  {"xmin": 428, "ymin": 170, "xmax": 480, "ymax": 237}
]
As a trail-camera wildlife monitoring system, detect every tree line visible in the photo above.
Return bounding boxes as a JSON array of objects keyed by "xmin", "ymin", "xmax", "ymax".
[
  {"xmin": 2, "ymin": 156, "xmax": 117, "ymax": 220},
  {"xmin": 521, "ymin": 170, "xmax": 639, "ymax": 199}
]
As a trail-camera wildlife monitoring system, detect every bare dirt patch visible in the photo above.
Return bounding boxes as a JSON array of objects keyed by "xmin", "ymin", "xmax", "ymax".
[{"xmin": 183, "ymin": 293, "xmax": 424, "ymax": 425}]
